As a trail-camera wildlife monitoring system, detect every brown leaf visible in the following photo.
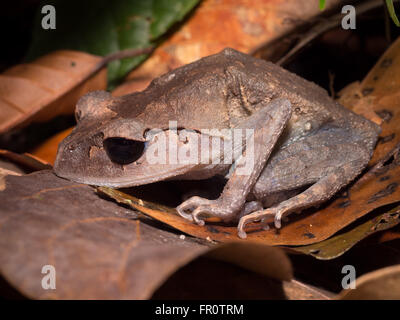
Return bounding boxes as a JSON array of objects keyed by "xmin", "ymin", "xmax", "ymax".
[
  {"xmin": 338, "ymin": 36, "xmax": 400, "ymax": 165},
  {"xmin": 123, "ymin": 0, "xmax": 343, "ymax": 84},
  {"xmin": 338, "ymin": 265, "xmax": 400, "ymax": 299},
  {"xmin": 282, "ymin": 279, "xmax": 333, "ymax": 300},
  {"xmin": 0, "ymin": 149, "xmax": 51, "ymax": 172},
  {"xmin": 152, "ymin": 258, "xmax": 327, "ymax": 299},
  {"xmin": 0, "ymin": 50, "xmax": 106, "ymax": 134},
  {"xmin": 0, "ymin": 170, "xmax": 292, "ymax": 299},
  {"xmin": 0, "ymin": 149, "xmax": 51, "ymax": 191}
]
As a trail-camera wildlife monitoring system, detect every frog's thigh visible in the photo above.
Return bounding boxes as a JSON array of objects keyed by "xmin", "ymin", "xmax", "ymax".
[
  {"xmin": 252, "ymin": 134, "xmax": 370, "ymax": 199},
  {"xmin": 238, "ymin": 142, "xmax": 370, "ymax": 238}
]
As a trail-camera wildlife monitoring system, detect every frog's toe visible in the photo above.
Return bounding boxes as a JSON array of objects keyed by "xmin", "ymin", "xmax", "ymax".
[
  {"xmin": 274, "ymin": 208, "xmax": 288, "ymax": 229},
  {"xmin": 191, "ymin": 207, "xmax": 207, "ymax": 225},
  {"xmin": 176, "ymin": 204, "xmax": 194, "ymax": 221},
  {"xmin": 237, "ymin": 208, "xmax": 276, "ymax": 238},
  {"xmin": 238, "ymin": 228, "xmax": 248, "ymax": 239}
]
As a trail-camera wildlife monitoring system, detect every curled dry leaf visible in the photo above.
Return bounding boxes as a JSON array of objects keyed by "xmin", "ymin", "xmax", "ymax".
[
  {"xmin": 0, "ymin": 170, "xmax": 292, "ymax": 299},
  {"xmin": 0, "ymin": 50, "xmax": 106, "ymax": 134},
  {"xmin": 338, "ymin": 265, "xmax": 400, "ymax": 299}
]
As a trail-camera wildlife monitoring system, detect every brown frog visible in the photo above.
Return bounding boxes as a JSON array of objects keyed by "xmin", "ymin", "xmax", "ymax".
[{"xmin": 54, "ymin": 48, "xmax": 381, "ymax": 238}]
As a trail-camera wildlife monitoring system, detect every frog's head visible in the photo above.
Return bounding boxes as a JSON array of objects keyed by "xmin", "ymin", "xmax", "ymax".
[{"xmin": 54, "ymin": 91, "xmax": 218, "ymax": 187}]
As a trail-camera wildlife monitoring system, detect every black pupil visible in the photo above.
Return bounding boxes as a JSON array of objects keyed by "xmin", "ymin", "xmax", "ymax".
[{"xmin": 103, "ymin": 138, "xmax": 145, "ymax": 165}]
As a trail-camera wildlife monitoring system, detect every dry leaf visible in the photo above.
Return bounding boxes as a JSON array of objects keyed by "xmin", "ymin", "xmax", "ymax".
[
  {"xmin": 338, "ymin": 36, "xmax": 400, "ymax": 165},
  {"xmin": 0, "ymin": 149, "xmax": 51, "ymax": 172},
  {"xmin": 124, "ymin": 0, "xmax": 343, "ymax": 83},
  {"xmin": 0, "ymin": 50, "xmax": 106, "ymax": 134},
  {"xmin": 152, "ymin": 258, "xmax": 328, "ymax": 299},
  {"xmin": 282, "ymin": 279, "xmax": 333, "ymax": 300},
  {"xmin": 0, "ymin": 149, "xmax": 51, "ymax": 191},
  {"xmin": 292, "ymin": 205, "xmax": 400, "ymax": 260},
  {"xmin": 0, "ymin": 170, "xmax": 292, "ymax": 299}
]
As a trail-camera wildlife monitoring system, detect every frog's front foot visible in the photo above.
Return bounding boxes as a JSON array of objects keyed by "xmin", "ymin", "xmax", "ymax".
[{"xmin": 177, "ymin": 196, "xmax": 237, "ymax": 225}]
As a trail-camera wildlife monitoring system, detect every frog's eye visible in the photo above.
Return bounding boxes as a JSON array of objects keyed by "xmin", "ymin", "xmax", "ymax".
[{"xmin": 103, "ymin": 137, "xmax": 146, "ymax": 165}]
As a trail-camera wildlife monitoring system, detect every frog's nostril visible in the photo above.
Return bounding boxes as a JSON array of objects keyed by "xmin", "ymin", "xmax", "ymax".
[{"xmin": 103, "ymin": 137, "xmax": 145, "ymax": 165}]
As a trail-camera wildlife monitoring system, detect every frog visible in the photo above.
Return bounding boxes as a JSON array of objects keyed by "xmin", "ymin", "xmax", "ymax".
[{"xmin": 53, "ymin": 48, "xmax": 381, "ymax": 239}]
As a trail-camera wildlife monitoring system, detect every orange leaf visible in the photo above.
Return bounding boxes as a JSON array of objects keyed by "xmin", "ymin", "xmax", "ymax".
[
  {"xmin": 0, "ymin": 50, "xmax": 106, "ymax": 134},
  {"xmin": 124, "ymin": 0, "xmax": 343, "ymax": 83},
  {"xmin": 31, "ymin": 127, "xmax": 73, "ymax": 165}
]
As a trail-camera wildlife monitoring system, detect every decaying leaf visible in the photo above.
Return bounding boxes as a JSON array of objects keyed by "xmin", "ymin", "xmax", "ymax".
[
  {"xmin": 0, "ymin": 170, "xmax": 293, "ymax": 299},
  {"xmin": 338, "ymin": 265, "xmax": 400, "ymax": 299},
  {"xmin": 292, "ymin": 205, "xmax": 400, "ymax": 260},
  {"xmin": 0, "ymin": 50, "xmax": 106, "ymax": 134}
]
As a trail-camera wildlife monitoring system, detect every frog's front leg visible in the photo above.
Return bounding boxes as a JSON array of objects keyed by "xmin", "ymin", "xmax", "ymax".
[{"xmin": 176, "ymin": 99, "xmax": 292, "ymax": 225}]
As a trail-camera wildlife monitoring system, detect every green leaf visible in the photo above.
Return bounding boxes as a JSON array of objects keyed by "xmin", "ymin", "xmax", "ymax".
[
  {"xmin": 26, "ymin": 0, "xmax": 199, "ymax": 86},
  {"xmin": 386, "ymin": 0, "xmax": 400, "ymax": 27},
  {"xmin": 319, "ymin": 0, "xmax": 326, "ymax": 11}
]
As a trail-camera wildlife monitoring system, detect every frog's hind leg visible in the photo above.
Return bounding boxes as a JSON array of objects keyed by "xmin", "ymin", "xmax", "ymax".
[
  {"xmin": 237, "ymin": 147, "xmax": 370, "ymax": 239},
  {"xmin": 239, "ymin": 201, "xmax": 263, "ymax": 218}
]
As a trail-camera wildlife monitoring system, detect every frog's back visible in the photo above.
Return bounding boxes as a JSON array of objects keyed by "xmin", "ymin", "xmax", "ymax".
[
  {"xmin": 114, "ymin": 48, "xmax": 380, "ymax": 151},
  {"xmin": 214, "ymin": 48, "xmax": 380, "ymax": 152}
]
